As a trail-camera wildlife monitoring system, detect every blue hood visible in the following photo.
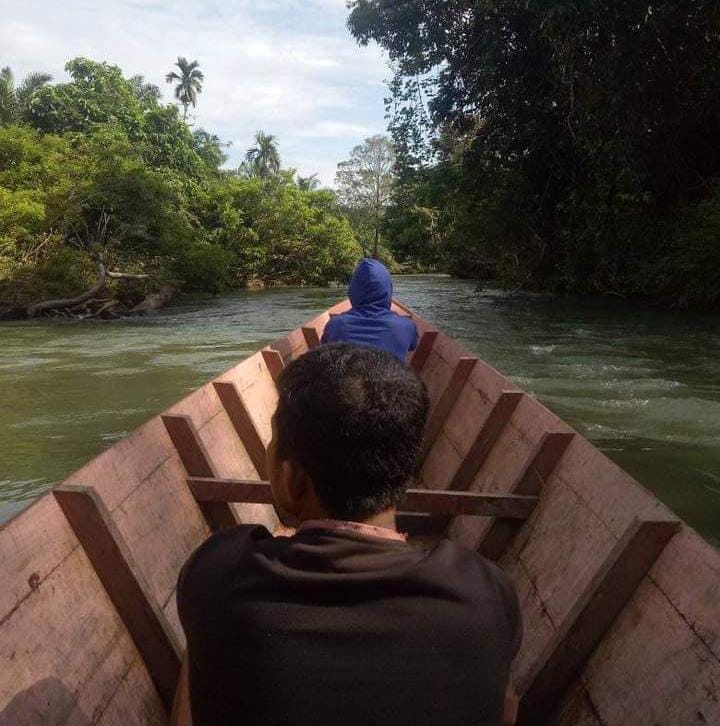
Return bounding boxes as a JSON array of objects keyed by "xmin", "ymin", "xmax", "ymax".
[{"xmin": 348, "ymin": 258, "xmax": 393, "ymax": 310}]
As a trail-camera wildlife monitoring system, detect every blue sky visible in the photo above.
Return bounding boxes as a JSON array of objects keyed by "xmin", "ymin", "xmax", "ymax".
[{"xmin": 0, "ymin": 0, "xmax": 389, "ymax": 184}]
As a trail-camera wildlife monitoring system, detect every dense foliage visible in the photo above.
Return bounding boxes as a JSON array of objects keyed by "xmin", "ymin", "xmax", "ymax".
[
  {"xmin": 0, "ymin": 58, "xmax": 360, "ymax": 316},
  {"xmin": 349, "ymin": 0, "xmax": 720, "ymax": 307}
]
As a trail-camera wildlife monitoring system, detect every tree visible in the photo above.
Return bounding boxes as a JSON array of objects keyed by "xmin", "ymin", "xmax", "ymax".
[
  {"xmin": 297, "ymin": 173, "xmax": 320, "ymax": 191},
  {"xmin": 165, "ymin": 57, "xmax": 203, "ymax": 120},
  {"xmin": 129, "ymin": 75, "xmax": 161, "ymax": 106},
  {"xmin": 28, "ymin": 58, "xmax": 145, "ymax": 136},
  {"xmin": 245, "ymin": 131, "xmax": 281, "ymax": 178},
  {"xmin": 193, "ymin": 129, "xmax": 228, "ymax": 170},
  {"xmin": 0, "ymin": 55, "xmax": 364, "ymax": 319},
  {"xmin": 0, "ymin": 68, "xmax": 13, "ymax": 124},
  {"xmin": 335, "ymin": 135, "xmax": 395, "ymax": 257},
  {"xmin": 0, "ymin": 67, "xmax": 52, "ymax": 124},
  {"xmin": 348, "ymin": 0, "xmax": 720, "ymax": 306}
]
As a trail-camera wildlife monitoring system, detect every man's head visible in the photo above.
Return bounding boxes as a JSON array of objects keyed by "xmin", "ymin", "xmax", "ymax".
[{"xmin": 267, "ymin": 343, "xmax": 429, "ymax": 524}]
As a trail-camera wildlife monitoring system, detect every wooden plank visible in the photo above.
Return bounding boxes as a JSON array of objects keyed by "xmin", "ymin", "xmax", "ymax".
[
  {"xmin": 391, "ymin": 297, "xmax": 413, "ymax": 315},
  {"xmin": 187, "ymin": 477, "xmax": 537, "ymax": 518},
  {"xmin": 426, "ymin": 391, "xmax": 524, "ymax": 536},
  {"xmin": 161, "ymin": 414, "xmax": 215, "ymax": 478},
  {"xmin": 161, "ymin": 414, "xmax": 237, "ymax": 531},
  {"xmin": 0, "ymin": 496, "xmax": 168, "ymax": 723},
  {"xmin": 267, "ymin": 335, "xmax": 293, "ymax": 363},
  {"xmin": 409, "ymin": 330, "xmax": 439, "ymax": 375},
  {"xmin": 261, "ymin": 348, "xmax": 285, "ymax": 383},
  {"xmin": 516, "ymin": 517, "xmax": 680, "ymax": 726},
  {"xmin": 406, "ymin": 489, "xmax": 537, "ymax": 519},
  {"xmin": 189, "ymin": 478, "xmax": 273, "ymax": 504},
  {"xmin": 449, "ymin": 390, "xmax": 524, "ymax": 491},
  {"xmin": 422, "ymin": 356, "xmax": 479, "ymax": 457},
  {"xmin": 302, "ymin": 326, "xmax": 321, "ymax": 349},
  {"xmin": 478, "ymin": 431, "xmax": 575, "ymax": 561},
  {"xmin": 213, "ymin": 382, "xmax": 267, "ymax": 479},
  {"xmin": 53, "ymin": 485, "xmax": 182, "ymax": 713},
  {"xmin": 513, "ymin": 431, "xmax": 576, "ymax": 496}
]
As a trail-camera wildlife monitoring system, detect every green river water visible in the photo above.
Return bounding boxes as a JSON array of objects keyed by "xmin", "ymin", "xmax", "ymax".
[{"xmin": 1, "ymin": 275, "xmax": 719, "ymax": 546}]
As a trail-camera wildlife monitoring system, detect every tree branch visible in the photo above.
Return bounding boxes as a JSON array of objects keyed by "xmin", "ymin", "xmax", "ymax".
[
  {"xmin": 26, "ymin": 259, "xmax": 109, "ymax": 318},
  {"xmin": 105, "ymin": 271, "xmax": 150, "ymax": 279}
]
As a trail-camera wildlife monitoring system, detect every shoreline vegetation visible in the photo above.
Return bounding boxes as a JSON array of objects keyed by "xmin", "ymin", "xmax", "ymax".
[
  {"xmin": 0, "ymin": 58, "xmax": 365, "ymax": 321},
  {"xmin": 4, "ymin": 0, "xmax": 720, "ymax": 321},
  {"xmin": 348, "ymin": 0, "xmax": 720, "ymax": 311}
]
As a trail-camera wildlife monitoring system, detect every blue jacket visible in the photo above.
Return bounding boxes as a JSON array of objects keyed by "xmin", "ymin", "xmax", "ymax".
[{"xmin": 321, "ymin": 258, "xmax": 419, "ymax": 361}]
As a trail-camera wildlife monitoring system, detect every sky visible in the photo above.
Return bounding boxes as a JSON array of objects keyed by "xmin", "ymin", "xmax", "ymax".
[{"xmin": 0, "ymin": 0, "xmax": 390, "ymax": 185}]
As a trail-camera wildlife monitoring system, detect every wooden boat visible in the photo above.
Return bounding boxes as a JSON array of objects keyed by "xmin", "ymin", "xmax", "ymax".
[{"xmin": 1, "ymin": 298, "xmax": 718, "ymax": 726}]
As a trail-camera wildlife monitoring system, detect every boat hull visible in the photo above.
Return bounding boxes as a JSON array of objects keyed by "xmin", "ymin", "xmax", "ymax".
[{"xmin": 1, "ymin": 300, "xmax": 718, "ymax": 725}]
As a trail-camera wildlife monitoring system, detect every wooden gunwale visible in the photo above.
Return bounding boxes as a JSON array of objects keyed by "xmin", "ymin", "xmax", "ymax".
[
  {"xmin": 186, "ymin": 477, "xmax": 539, "ymax": 519},
  {"xmin": 1, "ymin": 297, "xmax": 719, "ymax": 726}
]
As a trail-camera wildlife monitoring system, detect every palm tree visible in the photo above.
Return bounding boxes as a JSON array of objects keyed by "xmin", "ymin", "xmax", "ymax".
[
  {"xmin": 0, "ymin": 67, "xmax": 52, "ymax": 124},
  {"xmin": 165, "ymin": 57, "xmax": 204, "ymax": 120},
  {"xmin": 297, "ymin": 173, "xmax": 320, "ymax": 191},
  {"xmin": 0, "ymin": 68, "xmax": 14, "ymax": 124},
  {"xmin": 245, "ymin": 131, "xmax": 281, "ymax": 178}
]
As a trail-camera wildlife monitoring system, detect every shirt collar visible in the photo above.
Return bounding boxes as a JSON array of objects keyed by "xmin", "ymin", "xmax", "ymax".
[{"xmin": 298, "ymin": 519, "xmax": 407, "ymax": 542}]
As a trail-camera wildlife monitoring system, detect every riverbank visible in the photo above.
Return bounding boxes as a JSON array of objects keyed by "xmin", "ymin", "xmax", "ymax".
[{"xmin": 2, "ymin": 276, "xmax": 719, "ymax": 544}]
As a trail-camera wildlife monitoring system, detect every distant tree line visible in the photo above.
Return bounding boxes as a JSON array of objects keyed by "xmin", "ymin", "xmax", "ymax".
[
  {"xmin": 348, "ymin": 0, "xmax": 720, "ymax": 308},
  {"xmin": 0, "ymin": 57, "xmax": 360, "ymax": 318}
]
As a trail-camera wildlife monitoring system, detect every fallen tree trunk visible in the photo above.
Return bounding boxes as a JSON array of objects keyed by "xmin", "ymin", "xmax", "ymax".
[
  {"xmin": 26, "ymin": 262, "xmax": 109, "ymax": 318},
  {"xmin": 24, "ymin": 259, "xmax": 150, "ymax": 319},
  {"xmin": 82, "ymin": 299, "xmax": 121, "ymax": 319},
  {"xmin": 130, "ymin": 285, "xmax": 175, "ymax": 314}
]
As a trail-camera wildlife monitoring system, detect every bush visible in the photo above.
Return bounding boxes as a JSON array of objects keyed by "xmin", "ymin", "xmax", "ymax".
[
  {"xmin": 1, "ymin": 57, "xmax": 363, "ymax": 313},
  {"xmin": 172, "ymin": 240, "xmax": 234, "ymax": 293},
  {"xmin": 641, "ymin": 194, "xmax": 720, "ymax": 308}
]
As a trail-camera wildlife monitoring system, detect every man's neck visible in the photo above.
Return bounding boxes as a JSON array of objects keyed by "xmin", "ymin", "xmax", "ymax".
[
  {"xmin": 298, "ymin": 507, "xmax": 397, "ymax": 532},
  {"xmin": 357, "ymin": 508, "xmax": 397, "ymax": 531},
  {"xmin": 297, "ymin": 509, "xmax": 405, "ymax": 542}
]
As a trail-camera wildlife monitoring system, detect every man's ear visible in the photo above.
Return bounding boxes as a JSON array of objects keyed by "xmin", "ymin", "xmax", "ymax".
[
  {"xmin": 283, "ymin": 459, "xmax": 313, "ymax": 506},
  {"xmin": 272, "ymin": 458, "xmax": 319, "ymax": 527}
]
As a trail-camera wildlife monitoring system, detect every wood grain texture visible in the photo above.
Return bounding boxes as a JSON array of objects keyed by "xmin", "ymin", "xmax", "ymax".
[
  {"xmin": 96, "ymin": 656, "xmax": 168, "ymax": 726},
  {"xmin": 0, "ymin": 492, "xmax": 167, "ymax": 724},
  {"xmin": 261, "ymin": 348, "xmax": 285, "ymax": 383},
  {"xmin": 266, "ymin": 335, "xmax": 293, "ymax": 364},
  {"xmin": 409, "ymin": 330, "xmax": 439, "ymax": 375},
  {"xmin": 187, "ymin": 477, "xmax": 537, "ymax": 518},
  {"xmin": 561, "ymin": 574, "xmax": 720, "ymax": 725},
  {"xmin": 213, "ymin": 381, "xmax": 267, "ymax": 479},
  {"xmin": 301, "ymin": 326, "xmax": 321, "ymax": 349},
  {"xmin": 449, "ymin": 390, "xmax": 524, "ymax": 491},
  {"xmin": 53, "ymin": 486, "xmax": 182, "ymax": 713},
  {"xmin": 516, "ymin": 518, "xmax": 680, "ymax": 725},
  {"xmin": 513, "ymin": 431, "xmax": 577, "ymax": 496},
  {"xmin": 0, "ymin": 522, "xmax": 166, "ymax": 724},
  {"xmin": 422, "ymin": 356, "xmax": 479, "ymax": 458},
  {"xmin": 160, "ymin": 414, "xmax": 237, "ymax": 531},
  {"xmin": 478, "ymin": 431, "xmax": 575, "ymax": 561}
]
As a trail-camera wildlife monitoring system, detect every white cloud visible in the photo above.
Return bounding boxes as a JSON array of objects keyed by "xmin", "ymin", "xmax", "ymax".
[
  {"xmin": 297, "ymin": 120, "xmax": 381, "ymax": 139},
  {"xmin": 0, "ymin": 0, "xmax": 390, "ymax": 185}
]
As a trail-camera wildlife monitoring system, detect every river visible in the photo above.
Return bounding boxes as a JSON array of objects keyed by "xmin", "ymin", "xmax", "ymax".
[{"xmin": 1, "ymin": 275, "xmax": 719, "ymax": 546}]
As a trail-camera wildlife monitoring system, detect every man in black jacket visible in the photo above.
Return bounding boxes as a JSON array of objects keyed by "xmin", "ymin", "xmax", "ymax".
[{"xmin": 175, "ymin": 343, "xmax": 522, "ymax": 726}]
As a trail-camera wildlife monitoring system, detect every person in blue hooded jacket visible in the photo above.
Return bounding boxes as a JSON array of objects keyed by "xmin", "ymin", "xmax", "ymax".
[{"xmin": 321, "ymin": 258, "xmax": 419, "ymax": 361}]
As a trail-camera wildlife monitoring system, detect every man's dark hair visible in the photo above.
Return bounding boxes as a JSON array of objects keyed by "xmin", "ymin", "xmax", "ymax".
[{"xmin": 274, "ymin": 343, "xmax": 429, "ymax": 519}]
